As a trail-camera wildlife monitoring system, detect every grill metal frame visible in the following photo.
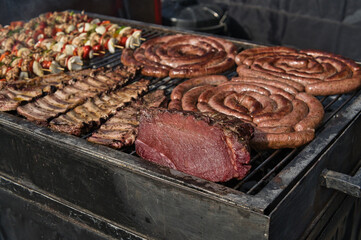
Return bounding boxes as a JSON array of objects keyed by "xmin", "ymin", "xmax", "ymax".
[{"xmin": 0, "ymin": 12, "xmax": 360, "ymax": 239}]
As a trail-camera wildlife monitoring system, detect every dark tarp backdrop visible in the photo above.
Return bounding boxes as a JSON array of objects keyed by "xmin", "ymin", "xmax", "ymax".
[
  {"xmin": 1, "ymin": 0, "xmax": 360, "ymax": 61},
  {"xmin": 197, "ymin": 0, "xmax": 361, "ymax": 62},
  {"xmin": 0, "ymin": 0, "xmax": 120, "ymax": 23}
]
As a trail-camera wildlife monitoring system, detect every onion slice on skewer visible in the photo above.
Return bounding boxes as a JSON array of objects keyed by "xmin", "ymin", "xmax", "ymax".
[
  {"xmin": 67, "ymin": 56, "xmax": 83, "ymax": 71},
  {"xmin": 49, "ymin": 61, "xmax": 62, "ymax": 74},
  {"xmin": 107, "ymin": 38, "xmax": 116, "ymax": 53},
  {"xmin": 32, "ymin": 61, "xmax": 44, "ymax": 76}
]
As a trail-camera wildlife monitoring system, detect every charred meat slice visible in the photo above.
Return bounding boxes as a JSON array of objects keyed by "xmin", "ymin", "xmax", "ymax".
[
  {"xmin": 141, "ymin": 89, "xmax": 168, "ymax": 108},
  {"xmin": 135, "ymin": 109, "xmax": 254, "ymax": 182},
  {"xmin": 0, "ymin": 73, "xmax": 73, "ymax": 111},
  {"xmin": 87, "ymin": 90, "xmax": 167, "ymax": 148},
  {"xmin": 17, "ymin": 67, "xmax": 134, "ymax": 124},
  {"xmin": 87, "ymin": 107, "xmax": 140, "ymax": 148},
  {"xmin": 50, "ymin": 79, "xmax": 150, "ymax": 136},
  {"xmin": 0, "ymin": 67, "xmax": 136, "ymax": 112}
]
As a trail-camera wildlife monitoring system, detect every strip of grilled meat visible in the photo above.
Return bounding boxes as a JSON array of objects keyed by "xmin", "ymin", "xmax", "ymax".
[
  {"xmin": 50, "ymin": 79, "xmax": 150, "ymax": 136},
  {"xmin": 16, "ymin": 66, "xmax": 136, "ymax": 124},
  {"xmin": 87, "ymin": 90, "xmax": 167, "ymax": 148},
  {"xmin": 0, "ymin": 68, "xmax": 100, "ymax": 111}
]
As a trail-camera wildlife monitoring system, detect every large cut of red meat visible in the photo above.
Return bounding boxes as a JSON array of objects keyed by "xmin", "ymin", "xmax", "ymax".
[{"xmin": 135, "ymin": 108, "xmax": 254, "ymax": 182}]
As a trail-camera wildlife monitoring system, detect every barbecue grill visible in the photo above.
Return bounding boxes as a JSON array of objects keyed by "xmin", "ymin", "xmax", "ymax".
[{"xmin": 0, "ymin": 12, "xmax": 360, "ymax": 240}]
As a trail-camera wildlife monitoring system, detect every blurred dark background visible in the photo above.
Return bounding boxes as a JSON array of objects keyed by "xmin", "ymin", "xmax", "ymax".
[
  {"xmin": 0, "ymin": 0, "xmax": 161, "ymax": 25},
  {"xmin": 0, "ymin": 0, "xmax": 360, "ymax": 61}
]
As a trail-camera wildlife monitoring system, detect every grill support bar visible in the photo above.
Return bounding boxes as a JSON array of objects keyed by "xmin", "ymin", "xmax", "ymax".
[{"xmin": 321, "ymin": 166, "xmax": 361, "ymax": 198}]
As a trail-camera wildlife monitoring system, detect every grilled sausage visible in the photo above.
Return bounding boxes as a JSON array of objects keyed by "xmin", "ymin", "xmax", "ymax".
[
  {"xmin": 237, "ymin": 80, "xmax": 295, "ymax": 101},
  {"xmin": 251, "ymin": 130, "xmax": 315, "ymax": 149},
  {"xmin": 168, "ymin": 99, "xmax": 182, "ymax": 110},
  {"xmin": 300, "ymin": 49, "xmax": 361, "ymax": 72},
  {"xmin": 223, "ymin": 93, "xmax": 260, "ymax": 114},
  {"xmin": 197, "ymin": 102, "xmax": 217, "ymax": 113},
  {"xmin": 236, "ymin": 65, "xmax": 305, "ymax": 92},
  {"xmin": 305, "ymin": 76, "xmax": 361, "ymax": 96},
  {"xmin": 231, "ymin": 76, "xmax": 299, "ymax": 96},
  {"xmin": 245, "ymin": 91, "xmax": 277, "ymax": 116},
  {"xmin": 122, "ymin": 34, "xmax": 237, "ymax": 78},
  {"xmin": 169, "ymin": 58, "xmax": 235, "ymax": 78},
  {"xmin": 182, "ymin": 85, "xmax": 214, "ymax": 111},
  {"xmin": 294, "ymin": 92, "xmax": 324, "ymax": 131},
  {"xmin": 121, "ymin": 48, "xmax": 142, "ymax": 67},
  {"xmin": 254, "ymin": 126, "xmax": 294, "ymax": 134},
  {"xmin": 235, "ymin": 46, "xmax": 297, "ymax": 65},
  {"xmin": 236, "ymin": 46, "xmax": 361, "ymax": 96},
  {"xmin": 257, "ymin": 99, "xmax": 308, "ymax": 128},
  {"xmin": 208, "ymin": 91, "xmax": 252, "ymax": 121},
  {"xmin": 216, "ymin": 82, "xmax": 271, "ymax": 96},
  {"xmin": 252, "ymin": 94, "xmax": 293, "ymax": 124},
  {"xmin": 171, "ymin": 75, "xmax": 228, "ymax": 100}
]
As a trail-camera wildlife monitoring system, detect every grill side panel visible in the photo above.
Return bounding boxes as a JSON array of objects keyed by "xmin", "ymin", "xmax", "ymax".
[
  {"xmin": 0, "ymin": 180, "xmax": 144, "ymax": 240},
  {"xmin": 315, "ymin": 196, "xmax": 361, "ymax": 240},
  {"xmin": 269, "ymin": 110, "xmax": 361, "ymax": 240}
]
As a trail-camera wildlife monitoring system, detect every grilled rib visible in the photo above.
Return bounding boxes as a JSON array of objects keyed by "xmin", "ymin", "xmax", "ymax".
[
  {"xmin": 87, "ymin": 90, "xmax": 167, "ymax": 148},
  {"xmin": 0, "ymin": 73, "xmax": 72, "ymax": 111},
  {"xmin": 0, "ymin": 68, "xmax": 97, "ymax": 112},
  {"xmin": 50, "ymin": 79, "xmax": 150, "ymax": 136},
  {"xmin": 17, "ymin": 66, "xmax": 136, "ymax": 124}
]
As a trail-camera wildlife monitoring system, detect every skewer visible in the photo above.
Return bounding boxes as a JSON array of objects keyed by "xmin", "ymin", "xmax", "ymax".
[
  {"xmin": 44, "ymin": 67, "xmax": 64, "ymax": 72},
  {"xmin": 133, "ymin": 43, "xmax": 140, "ymax": 47},
  {"xmin": 93, "ymin": 51, "xmax": 106, "ymax": 56},
  {"xmin": 0, "ymin": 11, "xmax": 145, "ymax": 81}
]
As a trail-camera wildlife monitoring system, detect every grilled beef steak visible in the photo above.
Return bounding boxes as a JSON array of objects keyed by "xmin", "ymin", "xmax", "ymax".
[{"xmin": 135, "ymin": 108, "xmax": 254, "ymax": 182}]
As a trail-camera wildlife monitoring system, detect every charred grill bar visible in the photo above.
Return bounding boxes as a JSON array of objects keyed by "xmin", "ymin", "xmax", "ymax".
[{"xmin": 0, "ymin": 12, "xmax": 360, "ymax": 240}]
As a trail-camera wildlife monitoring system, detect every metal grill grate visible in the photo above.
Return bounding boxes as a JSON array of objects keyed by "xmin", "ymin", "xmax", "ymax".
[{"xmin": 11, "ymin": 21, "xmax": 361, "ymax": 196}]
